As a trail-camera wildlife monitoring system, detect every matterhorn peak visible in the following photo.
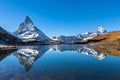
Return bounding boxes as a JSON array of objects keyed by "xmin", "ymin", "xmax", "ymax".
[
  {"xmin": 14, "ymin": 16, "xmax": 50, "ymax": 42},
  {"xmin": 25, "ymin": 16, "xmax": 33, "ymax": 24}
]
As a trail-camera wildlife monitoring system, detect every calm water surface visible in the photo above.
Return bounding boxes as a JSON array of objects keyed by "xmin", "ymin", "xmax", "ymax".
[{"xmin": 0, "ymin": 45, "xmax": 120, "ymax": 80}]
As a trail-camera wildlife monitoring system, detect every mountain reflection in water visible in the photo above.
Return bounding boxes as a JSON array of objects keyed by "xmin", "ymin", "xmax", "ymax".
[
  {"xmin": 14, "ymin": 46, "xmax": 49, "ymax": 72},
  {"xmin": 1, "ymin": 45, "xmax": 120, "ymax": 80},
  {"xmin": 14, "ymin": 45, "xmax": 107, "ymax": 71}
]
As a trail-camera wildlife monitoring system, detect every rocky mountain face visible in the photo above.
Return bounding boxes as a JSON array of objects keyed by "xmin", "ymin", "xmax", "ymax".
[
  {"xmin": 14, "ymin": 16, "xmax": 50, "ymax": 42},
  {"xmin": 0, "ymin": 26, "xmax": 21, "ymax": 44},
  {"xmin": 50, "ymin": 27, "xmax": 107, "ymax": 44}
]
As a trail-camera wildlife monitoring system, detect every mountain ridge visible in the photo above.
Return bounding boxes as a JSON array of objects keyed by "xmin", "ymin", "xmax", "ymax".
[
  {"xmin": 1, "ymin": 16, "xmax": 118, "ymax": 45},
  {"xmin": 0, "ymin": 26, "xmax": 21, "ymax": 44},
  {"xmin": 50, "ymin": 27, "xmax": 106, "ymax": 44}
]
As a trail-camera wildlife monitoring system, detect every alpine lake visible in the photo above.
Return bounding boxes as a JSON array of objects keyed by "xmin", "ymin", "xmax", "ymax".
[{"xmin": 0, "ymin": 45, "xmax": 120, "ymax": 80}]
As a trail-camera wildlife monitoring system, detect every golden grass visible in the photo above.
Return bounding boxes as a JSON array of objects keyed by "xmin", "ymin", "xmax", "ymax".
[{"xmin": 81, "ymin": 31, "xmax": 120, "ymax": 45}]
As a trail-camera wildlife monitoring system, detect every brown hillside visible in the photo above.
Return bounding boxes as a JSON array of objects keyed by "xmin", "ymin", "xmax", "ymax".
[{"xmin": 80, "ymin": 31, "xmax": 120, "ymax": 45}]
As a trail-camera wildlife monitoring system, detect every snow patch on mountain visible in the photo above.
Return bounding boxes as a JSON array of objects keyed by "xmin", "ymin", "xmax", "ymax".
[{"xmin": 14, "ymin": 16, "xmax": 50, "ymax": 42}]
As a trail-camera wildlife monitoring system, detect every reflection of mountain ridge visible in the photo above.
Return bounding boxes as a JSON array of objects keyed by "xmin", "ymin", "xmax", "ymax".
[
  {"xmin": 14, "ymin": 46, "xmax": 49, "ymax": 72},
  {"xmin": 51, "ymin": 45, "xmax": 106, "ymax": 60},
  {"xmin": 0, "ymin": 49, "xmax": 17, "ymax": 61}
]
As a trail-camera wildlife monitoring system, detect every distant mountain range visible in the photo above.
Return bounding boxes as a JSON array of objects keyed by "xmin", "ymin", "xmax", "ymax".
[
  {"xmin": 50, "ymin": 27, "xmax": 106, "ymax": 44},
  {"xmin": 1, "ymin": 16, "xmax": 118, "ymax": 45}
]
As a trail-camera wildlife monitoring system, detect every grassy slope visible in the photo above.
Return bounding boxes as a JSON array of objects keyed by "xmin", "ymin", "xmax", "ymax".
[{"xmin": 80, "ymin": 31, "xmax": 120, "ymax": 45}]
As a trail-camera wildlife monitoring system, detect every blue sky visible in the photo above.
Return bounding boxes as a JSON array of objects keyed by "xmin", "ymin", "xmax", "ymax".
[{"xmin": 0, "ymin": 0, "xmax": 120, "ymax": 36}]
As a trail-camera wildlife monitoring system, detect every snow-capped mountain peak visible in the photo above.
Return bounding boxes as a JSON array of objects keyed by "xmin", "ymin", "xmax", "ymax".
[
  {"xmin": 14, "ymin": 16, "xmax": 50, "ymax": 42},
  {"xmin": 92, "ymin": 26, "xmax": 106, "ymax": 34},
  {"xmin": 96, "ymin": 26, "xmax": 106, "ymax": 33}
]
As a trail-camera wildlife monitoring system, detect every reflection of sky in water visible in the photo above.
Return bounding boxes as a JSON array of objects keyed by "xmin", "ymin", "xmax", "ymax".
[{"xmin": 0, "ymin": 45, "xmax": 120, "ymax": 80}]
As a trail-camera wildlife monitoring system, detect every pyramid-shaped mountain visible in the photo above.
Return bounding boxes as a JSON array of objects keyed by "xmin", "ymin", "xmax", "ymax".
[{"xmin": 14, "ymin": 16, "xmax": 50, "ymax": 42}]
